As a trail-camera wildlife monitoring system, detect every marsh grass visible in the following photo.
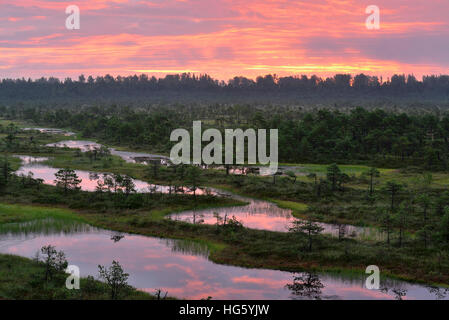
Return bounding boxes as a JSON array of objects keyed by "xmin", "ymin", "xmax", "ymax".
[
  {"xmin": 0, "ymin": 203, "xmax": 84, "ymax": 225},
  {"xmin": 270, "ymin": 199, "xmax": 308, "ymax": 217},
  {"xmin": 0, "ymin": 217, "xmax": 93, "ymax": 236}
]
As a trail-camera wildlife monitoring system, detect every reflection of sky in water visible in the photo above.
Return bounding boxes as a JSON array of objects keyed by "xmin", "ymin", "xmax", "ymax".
[
  {"xmin": 221, "ymin": 166, "xmax": 306, "ymax": 177},
  {"xmin": 0, "ymin": 223, "xmax": 445, "ymax": 300},
  {"xmin": 23, "ymin": 128, "xmax": 75, "ymax": 136},
  {"xmin": 169, "ymin": 195, "xmax": 294, "ymax": 232},
  {"xmin": 13, "ymin": 155, "xmax": 49, "ymax": 165},
  {"xmin": 45, "ymin": 140, "xmax": 103, "ymax": 152},
  {"xmin": 170, "ymin": 191, "xmax": 385, "ymax": 239},
  {"xmin": 16, "ymin": 162, "xmax": 209, "ymax": 195},
  {"xmin": 15, "ymin": 155, "xmax": 383, "ymax": 239},
  {"xmin": 0, "ymin": 218, "xmax": 94, "ymax": 239},
  {"xmin": 45, "ymin": 140, "xmax": 169, "ymax": 164}
]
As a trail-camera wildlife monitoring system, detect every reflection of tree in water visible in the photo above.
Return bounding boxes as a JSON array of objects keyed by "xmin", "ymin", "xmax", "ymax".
[
  {"xmin": 427, "ymin": 286, "xmax": 449, "ymax": 300},
  {"xmin": 89, "ymin": 172, "xmax": 99, "ymax": 180},
  {"xmin": 110, "ymin": 234, "xmax": 125, "ymax": 243},
  {"xmin": 391, "ymin": 288, "xmax": 407, "ymax": 300},
  {"xmin": 380, "ymin": 281, "xmax": 408, "ymax": 300},
  {"xmin": 176, "ymin": 196, "xmax": 292, "ymax": 220},
  {"xmin": 164, "ymin": 239, "xmax": 209, "ymax": 258},
  {"xmin": 286, "ymin": 273, "xmax": 324, "ymax": 300},
  {"xmin": 0, "ymin": 218, "xmax": 95, "ymax": 237},
  {"xmin": 192, "ymin": 212, "xmax": 205, "ymax": 225}
]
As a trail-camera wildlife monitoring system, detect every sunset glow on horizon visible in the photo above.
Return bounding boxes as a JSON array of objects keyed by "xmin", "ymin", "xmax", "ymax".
[{"xmin": 1, "ymin": 0, "xmax": 448, "ymax": 80}]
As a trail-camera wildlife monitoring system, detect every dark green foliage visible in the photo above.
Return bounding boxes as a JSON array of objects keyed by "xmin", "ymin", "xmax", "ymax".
[
  {"xmin": 326, "ymin": 163, "xmax": 349, "ymax": 191},
  {"xmin": 38, "ymin": 245, "xmax": 68, "ymax": 282},
  {"xmin": 54, "ymin": 168, "xmax": 82, "ymax": 193},
  {"xmin": 289, "ymin": 219, "xmax": 324, "ymax": 252},
  {"xmin": 1, "ymin": 73, "xmax": 449, "ymax": 104},
  {"xmin": 98, "ymin": 261, "xmax": 130, "ymax": 300},
  {"xmin": 6, "ymin": 105, "xmax": 449, "ymax": 170},
  {"xmin": 0, "ymin": 254, "xmax": 155, "ymax": 300}
]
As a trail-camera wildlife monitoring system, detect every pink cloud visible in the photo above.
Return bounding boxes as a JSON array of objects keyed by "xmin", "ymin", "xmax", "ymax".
[{"xmin": 0, "ymin": 0, "xmax": 448, "ymax": 79}]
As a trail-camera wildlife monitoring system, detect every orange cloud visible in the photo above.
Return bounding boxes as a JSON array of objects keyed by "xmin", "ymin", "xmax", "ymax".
[{"xmin": 0, "ymin": 0, "xmax": 448, "ymax": 79}]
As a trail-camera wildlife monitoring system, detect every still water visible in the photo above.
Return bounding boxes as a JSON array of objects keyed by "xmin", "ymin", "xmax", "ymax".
[
  {"xmin": 23, "ymin": 128, "xmax": 75, "ymax": 136},
  {"xmin": 0, "ymin": 219, "xmax": 445, "ymax": 300},
  {"xmin": 15, "ymin": 155, "xmax": 383, "ymax": 239},
  {"xmin": 168, "ymin": 190, "xmax": 384, "ymax": 239},
  {"xmin": 15, "ymin": 155, "xmax": 209, "ymax": 195},
  {"xmin": 46, "ymin": 140, "xmax": 170, "ymax": 164}
]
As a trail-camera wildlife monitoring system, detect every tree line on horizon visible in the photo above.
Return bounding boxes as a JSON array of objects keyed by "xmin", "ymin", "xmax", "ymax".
[{"xmin": 1, "ymin": 73, "xmax": 449, "ymax": 100}]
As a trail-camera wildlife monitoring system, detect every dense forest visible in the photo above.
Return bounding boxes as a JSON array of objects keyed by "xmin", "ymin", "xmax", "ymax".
[
  {"xmin": 3, "ymin": 105, "xmax": 449, "ymax": 170},
  {"xmin": 1, "ymin": 73, "xmax": 449, "ymax": 105}
]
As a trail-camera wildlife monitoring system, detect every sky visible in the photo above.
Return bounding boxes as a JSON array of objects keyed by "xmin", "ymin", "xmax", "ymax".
[{"xmin": 0, "ymin": 0, "xmax": 448, "ymax": 80}]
